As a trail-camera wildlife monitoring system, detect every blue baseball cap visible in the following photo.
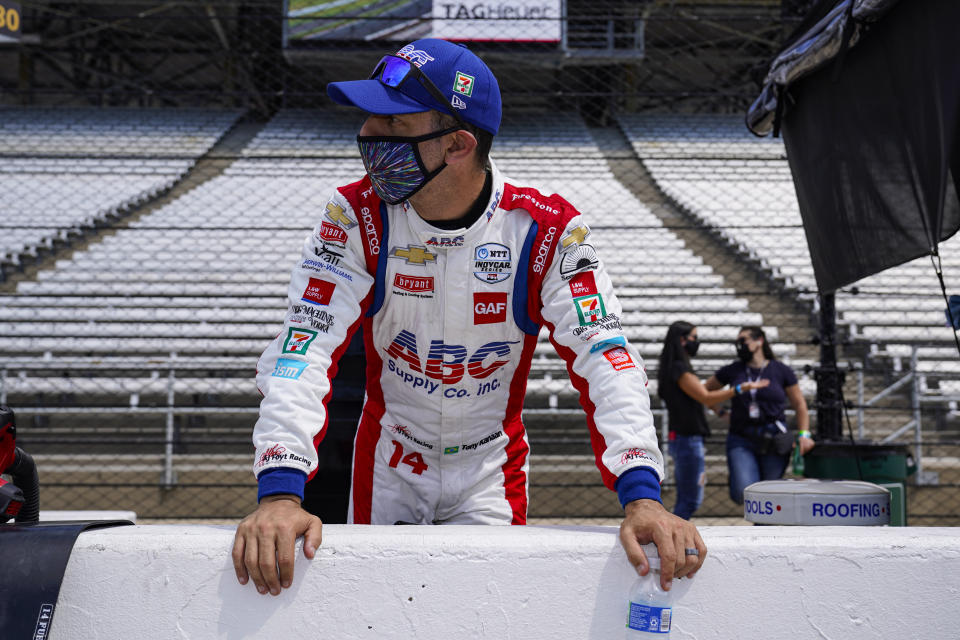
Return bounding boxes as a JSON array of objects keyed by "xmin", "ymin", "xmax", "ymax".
[{"xmin": 327, "ymin": 38, "xmax": 502, "ymax": 135}]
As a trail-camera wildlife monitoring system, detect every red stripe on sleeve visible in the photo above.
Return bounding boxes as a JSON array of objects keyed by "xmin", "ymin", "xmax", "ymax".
[
  {"xmin": 544, "ymin": 320, "xmax": 618, "ymax": 491},
  {"xmin": 500, "ymin": 332, "xmax": 538, "ymax": 524},
  {"xmin": 350, "ymin": 315, "xmax": 386, "ymax": 524}
]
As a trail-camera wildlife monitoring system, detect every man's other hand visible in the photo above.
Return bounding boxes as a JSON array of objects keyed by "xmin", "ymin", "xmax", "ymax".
[
  {"xmin": 232, "ymin": 495, "xmax": 323, "ymax": 595},
  {"xmin": 619, "ymin": 499, "xmax": 707, "ymax": 591}
]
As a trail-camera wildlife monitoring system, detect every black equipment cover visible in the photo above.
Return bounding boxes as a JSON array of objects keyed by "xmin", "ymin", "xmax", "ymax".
[
  {"xmin": 0, "ymin": 520, "xmax": 134, "ymax": 639},
  {"xmin": 780, "ymin": 0, "xmax": 960, "ymax": 293}
]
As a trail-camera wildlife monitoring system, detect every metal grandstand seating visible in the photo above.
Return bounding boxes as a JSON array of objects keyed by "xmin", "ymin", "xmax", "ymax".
[
  {"xmin": 618, "ymin": 112, "xmax": 960, "ymax": 414},
  {"xmin": 0, "ymin": 107, "xmax": 243, "ymax": 272},
  {"xmin": 0, "ymin": 109, "xmax": 795, "ymax": 428}
]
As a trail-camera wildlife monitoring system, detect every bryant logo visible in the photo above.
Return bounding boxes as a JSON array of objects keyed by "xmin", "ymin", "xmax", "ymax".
[
  {"xmin": 474, "ymin": 292, "xmax": 508, "ymax": 324},
  {"xmin": 318, "ymin": 221, "xmax": 348, "ymax": 244},
  {"xmin": 394, "ymin": 274, "xmax": 434, "ymax": 293}
]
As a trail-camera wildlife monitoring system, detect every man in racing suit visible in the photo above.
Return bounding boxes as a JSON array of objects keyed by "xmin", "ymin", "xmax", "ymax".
[{"xmin": 233, "ymin": 38, "xmax": 706, "ymax": 597}]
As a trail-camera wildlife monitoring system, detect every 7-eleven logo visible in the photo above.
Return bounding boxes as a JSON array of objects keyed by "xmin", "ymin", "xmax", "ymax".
[
  {"xmin": 282, "ymin": 327, "xmax": 318, "ymax": 355},
  {"xmin": 574, "ymin": 294, "xmax": 606, "ymax": 325},
  {"xmin": 453, "ymin": 71, "xmax": 475, "ymax": 97}
]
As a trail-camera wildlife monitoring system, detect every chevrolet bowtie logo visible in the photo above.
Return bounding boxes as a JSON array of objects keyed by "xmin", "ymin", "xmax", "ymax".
[
  {"xmin": 389, "ymin": 245, "xmax": 437, "ymax": 265},
  {"xmin": 561, "ymin": 225, "xmax": 590, "ymax": 251},
  {"xmin": 325, "ymin": 202, "xmax": 356, "ymax": 229}
]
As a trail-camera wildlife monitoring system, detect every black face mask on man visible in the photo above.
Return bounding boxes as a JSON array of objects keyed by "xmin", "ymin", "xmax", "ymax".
[
  {"xmin": 683, "ymin": 339, "xmax": 699, "ymax": 357},
  {"xmin": 736, "ymin": 339, "xmax": 753, "ymax": 363}
]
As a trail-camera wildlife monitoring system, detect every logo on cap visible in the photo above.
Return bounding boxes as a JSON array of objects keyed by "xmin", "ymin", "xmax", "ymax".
[
  {"xmin": 454, "ymin": 71, "xmax": 475, "ymax": 97},
  {"xmin": 396, "ymin": 43, "xmax": 434, "ymax": 68},
  {"xmin": 451, "ymin": 94, "xmax": 467, "ymax": 110}
]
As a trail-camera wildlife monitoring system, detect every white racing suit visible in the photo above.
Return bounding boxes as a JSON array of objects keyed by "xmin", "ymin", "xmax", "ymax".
[{"xmin": 253, "ymin": 162, "xmax": 664, "ymax": 524}]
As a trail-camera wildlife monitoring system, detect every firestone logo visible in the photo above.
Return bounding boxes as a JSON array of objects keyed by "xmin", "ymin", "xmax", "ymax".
[
  {"xmin": 360, "ymin": 206, "xmax": 380, "ymax": 255},
  {"xmin": 511, "ymin": 192, "xmax": 559, "ymax": 214},
  {"xmin": 532, "ymin": 226, "xmax": 557, "ymax": 274}
]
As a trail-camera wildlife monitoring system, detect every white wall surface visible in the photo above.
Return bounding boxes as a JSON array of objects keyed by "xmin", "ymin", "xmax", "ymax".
[{"xmin": 50, "ymin": 524, "xmax": 960, "ymax": 640}]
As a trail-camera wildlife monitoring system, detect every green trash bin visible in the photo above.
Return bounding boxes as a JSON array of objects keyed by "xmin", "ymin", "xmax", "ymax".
[{"xmin": 802, "ymin": 442, "xmax": 916, "ymax": 526}]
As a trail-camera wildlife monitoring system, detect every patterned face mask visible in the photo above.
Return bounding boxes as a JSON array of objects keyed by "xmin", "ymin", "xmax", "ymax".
[{"xmin": 356, "ymin": 126, "xmax": 460, "ymax": 205}]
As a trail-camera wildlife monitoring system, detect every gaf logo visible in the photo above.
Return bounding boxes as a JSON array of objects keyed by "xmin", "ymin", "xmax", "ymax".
[
  {"xmin": 318, "ymin": 221, "xmax": 348, "ymax": 245},
  {"xmin": 603, "ymin": 346, "xmax": 635, "ymax": 371},
  {"xmin": 568, "ymin": 270, "xmax": 597, "ymax": 297},
  {"xmin": 301, "ymin": 278, "xmax": 335, "ymax": 306},
  {"xmin": 474, "ymin": 292, "xmax": 508, "ymax": 324},
  {"xmin": 394, "ymin": 273, "xmax": 434, "ymax": 293}
]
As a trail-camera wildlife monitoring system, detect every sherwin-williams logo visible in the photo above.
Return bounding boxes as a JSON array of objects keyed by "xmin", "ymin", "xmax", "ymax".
[
  {"xmin": 603, "ymin": 346, "xmax": 635, "ymax": 371},
  {"xmin": 394, "ymin": 273, "xmax": 434, "ymax": 293},
  {"xmin": 473, "ymin": 292, "xmax": 507, "ymax": 324},
  {"xmin": 453, "ymin": 71, "xmax": 475, "ymax": 96},
  {"xmin": 574, "ymin": 293, "xmax": 606, "ymax": 325},
  {"xmin": 302, "ymin": 277, "xmax": 335, "ymax": 305},
  {"xmin": 282, "ymin": 327, "xmax": 318, "ymax": 355},
  {"xmin": 568, "ymin": 270, "xmax": 597, "ymax": 297},
  {"xmin": 318, "ymin": 221, "xmax": 348, "ymax": 244},
  {"xmin": 272, "ymin": 358, "xmax": 308, "ymax": 380}
]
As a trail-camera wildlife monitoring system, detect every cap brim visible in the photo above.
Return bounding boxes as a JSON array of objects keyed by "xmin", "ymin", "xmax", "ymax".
[{"xmin": 327, "ymin": 79, "xmax": 431, "ymax": 115}]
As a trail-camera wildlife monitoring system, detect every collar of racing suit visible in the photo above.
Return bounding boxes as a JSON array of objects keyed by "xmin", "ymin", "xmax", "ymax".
[
  {"xmin": 403, "ymin": 160, "xmax": 506, "ymax": 246},
  {"xmin": 429, "ymin": 168, "xmax": 492, "ymax": 231}
]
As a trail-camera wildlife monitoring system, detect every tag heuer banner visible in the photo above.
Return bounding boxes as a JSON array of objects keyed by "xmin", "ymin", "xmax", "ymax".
[
  {"xmin": 0, "ymin": 1, "xmax": 21, "ymax": 42},
  {"xmin": 285, "ymin": 0, "xmax": 561, "ymax": 43}
]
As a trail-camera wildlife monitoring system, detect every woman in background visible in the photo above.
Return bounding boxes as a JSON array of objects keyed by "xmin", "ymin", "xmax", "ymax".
[
  {"xmin": 657, "ymin": 321, "xmax": 769, "ymax": 519},
  {"xmin": 705, "ymin": 326, "xmax": 814, "ymax": 505}
]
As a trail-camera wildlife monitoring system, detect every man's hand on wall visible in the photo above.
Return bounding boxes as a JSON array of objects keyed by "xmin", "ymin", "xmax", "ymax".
[
  {"xmin": 619, "ymin": 498, "xmax": 707, "ymax": 591},
  {"xmin": 232, "ymin": 495, "xmax": 323, "ymax": 595}
]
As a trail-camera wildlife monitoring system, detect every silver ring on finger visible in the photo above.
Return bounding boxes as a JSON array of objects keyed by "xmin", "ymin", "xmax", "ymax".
[{"xmin": 684, "ymin": 547, "xmax": 699, "ymax": 556}]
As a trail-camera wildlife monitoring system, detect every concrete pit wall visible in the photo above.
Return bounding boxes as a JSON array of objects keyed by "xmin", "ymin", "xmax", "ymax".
[{"xmin": 50, "ymin": 525, "xmax": 960, "ymax": 639}]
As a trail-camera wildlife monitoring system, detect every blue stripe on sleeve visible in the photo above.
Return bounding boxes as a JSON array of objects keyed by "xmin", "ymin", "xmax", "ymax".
[
  {"xmin": 615, "ymin": 466, "xmax": 663, "ymax": 508},
  {"xmin": 257, "ymin": 467, "xmax": 308, "ymax": 503}
]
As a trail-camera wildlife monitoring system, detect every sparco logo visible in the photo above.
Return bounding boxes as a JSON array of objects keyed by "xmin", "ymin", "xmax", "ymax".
[
  {"xmin": 360, "ymin": 206, "xmax": 380, "ymax": 255},
  {"xmin": 532, "ymin": 226, "xmax": 556, "ymax": 274}
]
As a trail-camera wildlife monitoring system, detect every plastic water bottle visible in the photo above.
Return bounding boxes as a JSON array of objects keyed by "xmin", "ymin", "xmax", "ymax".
[
  {"xmin": 792, "ymin": 435, "xmax": 805, "ymax": 476},
  {"xmin": 625, "ymin": 556, "xmax": 673, "ymax": 637}
]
